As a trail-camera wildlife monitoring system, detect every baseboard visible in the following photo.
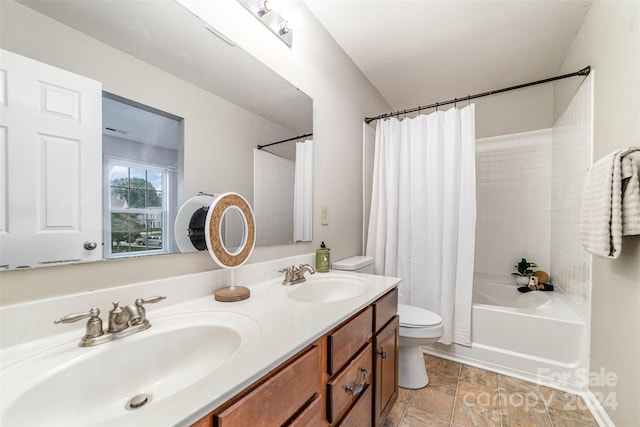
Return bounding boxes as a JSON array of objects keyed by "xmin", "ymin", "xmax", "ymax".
[
  {"xmin": 582, "ymin": 390, "xmax": 616, "ymax": 427},
  {"xmin": 421, "ymin": 346, "xmax": 584, "ymax": 394}
]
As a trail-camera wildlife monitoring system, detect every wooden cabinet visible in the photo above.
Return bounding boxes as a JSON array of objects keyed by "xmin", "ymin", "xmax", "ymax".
[
  {"xmin": 287, "ymin": 393, "xmax": 323, "ymax": 426},
  {"xmin": 374, "ymin": 316, "xmax": 399, "ymax": 426},
  {"xmin": 372, "ymin": 288, "xmax": 399, "ymax": 426},
  {"xmin": 212, "ymin": 344, "xmax": 322, "ymax": 427},
  {"xmin": 336, "ymin": 384, "xmax": 372, "ymax": 427},
  {"xmin": 327, "ymin": 306, "xmax": 372, "ymax": 376},
  {"xmin": 327, "ymin": 344, "xmax": 373, "ymax": 424},
  {"xmin": 190, "ymin": 288, "xmax": 398, "ymax": 427}
]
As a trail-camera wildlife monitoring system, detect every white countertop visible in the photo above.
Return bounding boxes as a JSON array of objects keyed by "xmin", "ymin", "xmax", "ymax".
[{"xmin": 0, "ymin": 255, "xmax": 400, "ymax": 427}]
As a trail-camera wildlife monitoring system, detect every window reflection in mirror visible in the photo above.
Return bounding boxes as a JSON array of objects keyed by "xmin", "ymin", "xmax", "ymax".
[{"xmin": 102, "ymin": 94, "xmax": 182, "ymax": 258}]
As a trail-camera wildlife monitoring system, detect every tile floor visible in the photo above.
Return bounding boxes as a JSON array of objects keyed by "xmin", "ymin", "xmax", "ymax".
[{"xmin": 385, "ymin": 354, "xmax": 598, "ymax": 427}]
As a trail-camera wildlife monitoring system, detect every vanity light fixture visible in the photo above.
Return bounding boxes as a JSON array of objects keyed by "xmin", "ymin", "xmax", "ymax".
[
  {"xmin": 256, "ymin": 0, "xmax": 277, "ymax": 17},
  {"xmin": 237, "ymin": 0, "xmax": 294, "ymax": 47}
]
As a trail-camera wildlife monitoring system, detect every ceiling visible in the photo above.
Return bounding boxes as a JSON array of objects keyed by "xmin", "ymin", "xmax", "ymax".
[
  {"xmin": 304, "ymin": 0, "xmax": 592, "ymax": 113},
  {"xmin": 17, "ymin": 0, "xmax": 312, "ymax": 149}
]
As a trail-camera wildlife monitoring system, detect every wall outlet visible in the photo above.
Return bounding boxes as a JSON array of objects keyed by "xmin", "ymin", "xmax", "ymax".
[{"xmin": 320, "ymin": 206, "xmax": 329, "ymax": 225}]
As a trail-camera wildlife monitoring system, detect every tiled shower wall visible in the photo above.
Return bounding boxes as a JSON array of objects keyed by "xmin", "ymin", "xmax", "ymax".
[
  {"xmin": 550, "ymin": 75, "xmax": 593, "ymax": 314},
  {"xmin": 474, "ymin": 130, "xmax": 552, "ymax": 277},
  {"xmin": 253, "ymin": 149, "xmax": 294, "ymax": 246}
]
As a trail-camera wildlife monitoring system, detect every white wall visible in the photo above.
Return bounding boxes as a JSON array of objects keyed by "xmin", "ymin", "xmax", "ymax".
[
  {"xmin": 0, "ymin": 0, "xmax": 390, "ymax": 304},
  {"xmin": 474, "ymin": 130, "xmax": 552, "ymax": 277},
  {"xmin": 554, "ymin": 1, "xmax": 640, "ymax": 425},
  {"xmin": 474, "ymin": 84, "xmax": 554, "ymax": 139}
]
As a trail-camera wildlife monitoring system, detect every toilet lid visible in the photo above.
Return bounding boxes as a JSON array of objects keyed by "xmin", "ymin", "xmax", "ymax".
[{"xmin": 398, "ymin": 304, "xmax": 442, "ymax": 327}]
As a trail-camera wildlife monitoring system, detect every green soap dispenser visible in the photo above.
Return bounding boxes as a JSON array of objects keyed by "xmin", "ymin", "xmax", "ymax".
[{"xmin": 316, "ymin": 241, "xmax": 330, "ymax": 273}]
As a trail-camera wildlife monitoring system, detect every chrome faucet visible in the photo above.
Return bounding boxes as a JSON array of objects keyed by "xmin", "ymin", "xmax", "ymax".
[
  {"xmin": 279, "ymin": 264, "xmax": 316, "ymax": 286},
  {"xmin": 55, "ymin": 295, "xmax": 166, "ymax": 347}
]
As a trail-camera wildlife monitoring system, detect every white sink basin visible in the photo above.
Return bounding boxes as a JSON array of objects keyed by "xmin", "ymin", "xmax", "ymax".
[
  {"xmin": 287, "ymin": 274, "xmax": 371, "ymax": 303},
  {"xmin": 1, "ymin": 311, "xmax": 260, "ymax": 426}
]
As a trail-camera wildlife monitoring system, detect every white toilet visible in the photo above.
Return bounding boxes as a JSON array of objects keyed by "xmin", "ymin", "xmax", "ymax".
[{"xmin": 332, "ymin": 256, "xmax": 444, "ymax": 390}]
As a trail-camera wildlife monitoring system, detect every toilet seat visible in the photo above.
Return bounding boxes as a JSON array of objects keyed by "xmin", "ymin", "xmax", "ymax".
[
  {"xmin": 398, "ymin": 304, "xmax": 442, "ymax": 327},
  {"xmin": 398, "ymin": 304, "xmax": 444, "ymax": 340}
]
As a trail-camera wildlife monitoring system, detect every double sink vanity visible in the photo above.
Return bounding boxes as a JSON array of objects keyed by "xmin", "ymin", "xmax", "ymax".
[{"xmin": 0, "ymin": 254, "xmax": 401, "ymax": 426}]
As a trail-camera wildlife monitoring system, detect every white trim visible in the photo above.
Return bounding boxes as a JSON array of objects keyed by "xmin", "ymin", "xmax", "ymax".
[
  {"xmin": 583, "ymin": 389, "xmax": 615, "ymax": 427},
  {"xmin": 422, "ymin": 346, "xmax": 585, "ymax": 394}
]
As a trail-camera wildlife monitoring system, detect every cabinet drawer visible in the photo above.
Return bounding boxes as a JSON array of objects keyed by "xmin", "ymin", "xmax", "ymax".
[
  {"xmin": 337, "ymin": 385, "xmax": 372, "ymax": 427},
  {"xmin": 328, "ymin": 306, "xmax": 372, "ymax": 375},
  {"xmin": 215, "ymin": 345, "xmax": 319, "ymax": 427},
  {"xmin": 327, "ymin": 344, "xmax": 373, "ymax": 424},
  {"xmin": 286, "ymin": 393, "xmax": 322, "ymax": 427},
  {"xmin": 373, "ymin": 288, "xmax": 398, "ymax": 333}
]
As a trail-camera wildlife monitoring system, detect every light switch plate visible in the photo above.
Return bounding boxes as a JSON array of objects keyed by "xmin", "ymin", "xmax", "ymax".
[{"xmin": 321, "ymin": 206, "xmax": 329, "ymax": 225}]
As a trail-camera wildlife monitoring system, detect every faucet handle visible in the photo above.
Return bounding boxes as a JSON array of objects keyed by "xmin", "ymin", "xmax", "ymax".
[
  {"xmin": 54, "ymin": 307, "xmax": 104, "ymax": 343},
  {"xmin": 135, "ymin": 295, "xmax": 167, "ymax": 307},
  {"xmin": 133, "ymin": 295, "xmax": 167, "ymax": 324},
  {"xmin": 54, "ymin": 307, "xmax": 101, "ymax": 324},
  {"xmin": 278, "ymin": 266, "xmax": 294, "ymax": 276},
  {"xmin": 279, "ymin": 266, "xmax": 297, "ymax": 284}
]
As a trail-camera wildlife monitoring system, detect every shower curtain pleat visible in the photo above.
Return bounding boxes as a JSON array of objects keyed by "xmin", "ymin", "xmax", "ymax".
[
  {"xmin": 366, "ymin": 105, "xmax": 476, "ymax": 346},
  {"xmin": 293, "ymin": 140, "xmax": 313, "ymax": 242}
]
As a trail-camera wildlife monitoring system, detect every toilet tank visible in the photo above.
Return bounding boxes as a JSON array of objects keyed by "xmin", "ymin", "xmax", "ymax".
[{"xmin": 332, "ymin": 256, "xmax": 374, "ymax": 274}]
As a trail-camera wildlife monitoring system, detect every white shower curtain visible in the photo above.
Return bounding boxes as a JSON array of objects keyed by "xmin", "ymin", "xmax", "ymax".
[
  {"xmin": 293, "ymin": 140, "xmax": 313, "ymax": 242},
  {"xmin": 366, "ymin": 106, "xmax": 476, "ymax": 345}
]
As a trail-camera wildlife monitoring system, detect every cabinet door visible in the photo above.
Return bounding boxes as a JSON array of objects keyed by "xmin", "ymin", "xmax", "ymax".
[{"xmin": 374, "ymin": 316, "xmax": 399, "ymax": 426}]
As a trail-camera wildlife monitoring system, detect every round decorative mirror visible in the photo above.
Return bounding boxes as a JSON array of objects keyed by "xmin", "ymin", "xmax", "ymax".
[
  {"xmin": 175, "ymin": 192, "xmax": 255, "ymax": 302},
  {"xmin": 205, "ymin": 192, "xmax": 256, "ymax": 269}
]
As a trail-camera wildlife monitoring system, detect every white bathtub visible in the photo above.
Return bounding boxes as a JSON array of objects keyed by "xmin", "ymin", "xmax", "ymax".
[{"xmin": 427, "ymin": 274, "xmax": 588, "ymax": 392}]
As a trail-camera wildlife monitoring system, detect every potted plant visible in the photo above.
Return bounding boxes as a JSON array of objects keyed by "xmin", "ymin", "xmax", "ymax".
[{"xmin": 512, "ymin": 258, "xmax": 537, "ymax": 285}]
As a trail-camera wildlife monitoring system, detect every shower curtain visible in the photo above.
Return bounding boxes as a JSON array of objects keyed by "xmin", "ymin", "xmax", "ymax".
[
  {"xmin": 293, "ymin": 140, "xmax": 313, "ymax": 242},
  {"xmin": 366, "ymin": 106, "xmax": 476, "ymax": 345}
]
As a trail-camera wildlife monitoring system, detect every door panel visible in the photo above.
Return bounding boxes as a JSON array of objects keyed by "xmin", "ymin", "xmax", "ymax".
[{"xmin": 0, "ymin": 49, "xmax": 102, "ymax": 268}]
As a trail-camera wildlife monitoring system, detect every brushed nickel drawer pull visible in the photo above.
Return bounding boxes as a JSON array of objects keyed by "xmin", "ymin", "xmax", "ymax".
[
  {"xmin": 345, "ymin": 368, "xmax": 368, "ymax": 396},
  {"xmin": 377, "ymin": 348, "xmax": 388, "ymax": 358}
]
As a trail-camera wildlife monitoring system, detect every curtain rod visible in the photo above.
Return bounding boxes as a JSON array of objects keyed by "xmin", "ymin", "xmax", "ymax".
[
  {"xmin": 364, "ymin": 66, "xmax": 591, "ymax": 124},
  {"xmin": 257, "ymin": 133, "xmax": 313, "ymax": 150}
]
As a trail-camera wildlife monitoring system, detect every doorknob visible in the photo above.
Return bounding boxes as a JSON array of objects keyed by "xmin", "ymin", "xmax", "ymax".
[{"xmin": 83, "ymin": 241, "xmax": 98, "ymax": 250}]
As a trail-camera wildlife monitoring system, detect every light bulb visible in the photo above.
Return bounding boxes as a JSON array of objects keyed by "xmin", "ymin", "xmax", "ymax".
[
  {"xmin": 266, "ymin": 0, "xmax": 283, "ymax": 13},
  {"xmin": 279, "ymin": 8, "xmax": 302, "ymax": 34}
]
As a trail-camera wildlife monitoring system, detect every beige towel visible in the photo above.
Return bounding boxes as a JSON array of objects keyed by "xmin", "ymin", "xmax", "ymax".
[
  {"xmin": 621, "ymin": 150, "xmax": 640, "ymax": 236},
  {"xmin": 580, "ymin": 147, "xmax": 640, "ymax": 259}
]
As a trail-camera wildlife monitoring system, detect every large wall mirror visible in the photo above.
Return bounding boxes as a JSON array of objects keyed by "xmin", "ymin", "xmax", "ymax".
[{"xmin": 0, "ymin": 0, "xmax": 313, "ymax": 270}]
